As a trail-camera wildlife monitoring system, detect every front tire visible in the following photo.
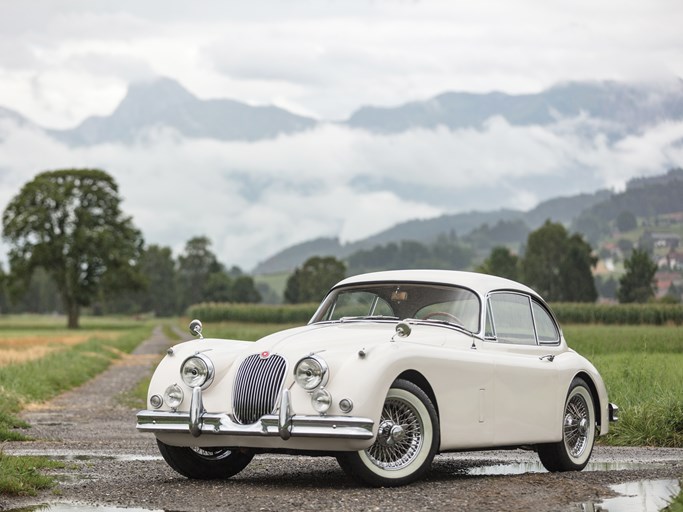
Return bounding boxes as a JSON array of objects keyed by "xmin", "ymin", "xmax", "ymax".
[
  {"xmin": 157, "ymin": 440, "xmax": 254, "ymax": 480},
  {"xmin": 337, "ymin": 379, "xmax": 439, "ymax": 487},
  {"xmin": 538, "ymin": 378, "xmax": 596, "ymax": 472}
]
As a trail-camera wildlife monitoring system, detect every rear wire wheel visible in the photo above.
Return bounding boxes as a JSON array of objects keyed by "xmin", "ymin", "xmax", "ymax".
[
  {"xmin": 538, "ymin": 378, "xmax": 596, "ymax": 472},
  {"xmin": 337, "ymin": 379, "xmax": 439, "ymax": 487}
]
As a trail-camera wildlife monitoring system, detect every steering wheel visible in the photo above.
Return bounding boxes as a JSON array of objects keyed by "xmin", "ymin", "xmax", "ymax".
[{"xmin": 422, "ymin": 311, "xmax": 464, "ymax": 325}]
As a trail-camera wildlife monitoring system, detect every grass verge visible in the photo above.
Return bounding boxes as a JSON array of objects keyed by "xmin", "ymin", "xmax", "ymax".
[
  {"xmin": 0, "ymin": 451, "xmax": 66, "ymax": 496},
  {"xmin": 0, "ymin": 316, "xmax": 154, "ymax": 496},
  {"xmin": 564, "ymin": 325, "xmax": 683, "ymax": 447}
]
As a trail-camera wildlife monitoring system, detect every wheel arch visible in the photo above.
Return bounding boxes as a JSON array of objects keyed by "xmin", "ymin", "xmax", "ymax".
[
  {"xmin": 572, "ymin": 371, "xmax": 601, "ymax": 430},
  {"xmin": 394, "ymin": 370, "xmax": 440, "ymax": 419}
]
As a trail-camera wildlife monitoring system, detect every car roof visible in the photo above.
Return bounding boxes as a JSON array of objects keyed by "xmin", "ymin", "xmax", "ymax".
[{"xmin": 334, "ymin": 269, "xmax": 541, "ymax": 300}]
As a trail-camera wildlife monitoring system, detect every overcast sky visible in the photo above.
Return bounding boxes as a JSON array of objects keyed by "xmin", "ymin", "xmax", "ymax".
[{"xmin": 1, "ymin": 0, "xmax": 683, "ymax": 270}]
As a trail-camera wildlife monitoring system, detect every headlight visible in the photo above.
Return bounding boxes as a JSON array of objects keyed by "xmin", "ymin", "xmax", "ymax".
[
  {"xmin": 294, "ymin": 355, "xmax": 329, "ymax": 391},
  {"xmin": 164, "ymin": 384, "xmax": 184, "ymax": 408},
  {"xmin": 181, "ymin": 354, "xmax": 214, "ymax": 389}
]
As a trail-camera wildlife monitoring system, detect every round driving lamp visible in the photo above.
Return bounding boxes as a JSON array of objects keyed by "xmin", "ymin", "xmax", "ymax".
[
  {"xmin": 164, "ymin": 384, "xmax": 184, "ymax": 409},
  {"xmin": 294, "ymin": 355, "xmax": 329, "ymax": 391},
  {"xmin": 181, "ymin": 354, "xmax": 214, "ymax": 389},
  {"xmin": 311, "ymin": 388, "xmax": 332, "ymax": 414}
]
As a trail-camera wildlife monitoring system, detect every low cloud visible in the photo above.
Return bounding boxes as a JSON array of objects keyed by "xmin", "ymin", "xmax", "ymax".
[{"xmin": 1, "ymin": 115, "xmax": 682, "ymax": 270}]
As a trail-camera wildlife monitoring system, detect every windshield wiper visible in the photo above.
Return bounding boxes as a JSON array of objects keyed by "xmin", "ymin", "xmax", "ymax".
[{"xmin": 405, "ymin": 317, "xmax": 472, "ymax": 333}]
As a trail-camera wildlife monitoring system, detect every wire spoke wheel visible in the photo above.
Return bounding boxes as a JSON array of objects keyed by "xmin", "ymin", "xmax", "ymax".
[
  {"xmin": 190, "ymin": 447, "xmax": 235, "ymax": 461},
  {"xmin": 366, "ymin": 397, "xmax": 423, "ymax": 470},
  {"xmin": 564, "ymin": 394, "xmax": 590, "ymax": 458},
  {"xmin": 538, "ymin": 378, "xmax": 596, "ymax": 472},
  {"xmin": 336, "ymin": 379, "xmax": 439, "ymax": 487}
]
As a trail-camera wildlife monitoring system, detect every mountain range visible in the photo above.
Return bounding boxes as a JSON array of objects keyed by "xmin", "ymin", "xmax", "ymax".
[{"xmin": 2, "ymin": 77, "xmax": 682, "ymax": 145}]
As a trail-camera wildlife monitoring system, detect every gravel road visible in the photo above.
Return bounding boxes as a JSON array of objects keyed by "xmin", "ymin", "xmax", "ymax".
[{"xmin": 2, "ymin": 327, "xmax": 682, "ymax": 512}]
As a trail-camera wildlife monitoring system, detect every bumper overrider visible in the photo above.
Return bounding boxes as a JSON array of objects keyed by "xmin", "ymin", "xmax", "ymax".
[
  {"xmin": 136, "ymin": 387, "xmax": 375, "ymax": 441},
  {"xmin": 609, "ymin": 402, "xmax": 619, "ymax": 422}
]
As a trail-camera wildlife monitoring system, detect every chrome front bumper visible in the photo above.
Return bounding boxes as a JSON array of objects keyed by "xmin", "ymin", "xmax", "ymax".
[{"xmin": 136, "ymin": 388, "xmax": 374, "ymax": 441}]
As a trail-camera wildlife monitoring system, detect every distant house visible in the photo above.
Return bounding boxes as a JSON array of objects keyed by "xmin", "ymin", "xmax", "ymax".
[
  {"xmin": 660, "ymin": 250, "xmax": 683, "ymax": 270},
  {"xmin": 654, "ymin": 270, "xmax": 683, "ymax": 300},
  {"xmin": 651, "ymin": 233, "xmax": 681, "ymax": 249}
]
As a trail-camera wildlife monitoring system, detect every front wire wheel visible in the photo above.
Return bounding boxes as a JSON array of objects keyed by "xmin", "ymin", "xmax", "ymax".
[
  {"xmin": 157, "ymin": 440, "xmax": 254, "ymax": 480},
  {"xmin": 538, "ymin": 377, "xmax": 596, "ymax": 472},
  {"xmin": 337, "ymin": 379, "xmax": 439, "ymax": 487}
]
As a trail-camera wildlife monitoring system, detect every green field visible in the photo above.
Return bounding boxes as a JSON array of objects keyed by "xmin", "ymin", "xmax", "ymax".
[{"xmin": 564, "ymin": 324, "xmax": 683, "ymax": 447}]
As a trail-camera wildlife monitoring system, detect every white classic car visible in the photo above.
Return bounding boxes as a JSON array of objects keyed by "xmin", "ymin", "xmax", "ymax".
[{"xmin": 137, "ymin": 270, "xmax": 617, "ymax": 487}]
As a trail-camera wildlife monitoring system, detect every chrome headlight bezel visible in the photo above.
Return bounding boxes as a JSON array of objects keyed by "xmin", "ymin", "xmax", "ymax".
[
  {"xmin": 180, "ymin": 353, "xmax": 215, "ymax": 389},
  {"xmin": 293, "ymin": 355, "xmax": 329, "ymax": 391}
]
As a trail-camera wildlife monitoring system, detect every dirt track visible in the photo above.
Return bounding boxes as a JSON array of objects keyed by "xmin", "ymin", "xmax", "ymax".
[{"xmin": 2, "ymin": 327, "xmax": 682, "ymax": 511}]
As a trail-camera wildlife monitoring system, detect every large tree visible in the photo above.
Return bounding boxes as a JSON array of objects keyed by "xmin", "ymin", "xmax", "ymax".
[
  {"xmin": 284, "ymin": 256, "xmax": 346, "ymax": 304},
  {"xmin": 175, "ymin": 236, "xmax": 224, "ymax": 311},
  {"xmin": 617, "ymin": 248, "xmax": 657, "ymax": 303},
  {"xmin": 2, "ymin": 169, "xmax": 144, "ymax": 328},
  {"xmin": 477, "ymin": 246, "xmax": 520, "ymax": 280},
  {"xmin": 138, "ymin": 245, "xmax": 178, "ymax": 316},
  {"xmin": 521, "ymin": 220, "xmax": 597, "ymax": 302}
]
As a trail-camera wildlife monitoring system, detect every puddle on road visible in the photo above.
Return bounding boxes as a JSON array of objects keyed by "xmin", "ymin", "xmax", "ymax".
[
  {"xmin": 6, "ymin": 479, "xmax": 681, "ymax": 512},
  {"xmin": 465, "ymin": 460, "xmax": 655, "ymax": 475},
  {"xmin": 581, "ymin": 478, "xmax": 681, "ymax": 511},
  {"xmin": 3, "ymin": 450, "xmax": 162, "ymax": 462}
]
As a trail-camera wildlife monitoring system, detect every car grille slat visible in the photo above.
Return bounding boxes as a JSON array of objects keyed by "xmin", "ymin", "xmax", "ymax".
[{"xmin": 233, "ymin": 354, "xmax": 287, "ymax": 425}]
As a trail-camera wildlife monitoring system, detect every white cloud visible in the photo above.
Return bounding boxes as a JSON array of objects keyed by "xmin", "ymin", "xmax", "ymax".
[{"xmin": 2, "ymin": 0, "xmax": 682, "ymax": 126}]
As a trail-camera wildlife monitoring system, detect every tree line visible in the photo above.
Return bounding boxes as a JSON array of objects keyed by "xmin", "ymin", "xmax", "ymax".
[{"xmin": 0, "ymin": 169, "xmax": 665, "ymax": 328}]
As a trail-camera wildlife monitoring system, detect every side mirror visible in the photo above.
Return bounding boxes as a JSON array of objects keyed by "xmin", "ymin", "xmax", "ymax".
[
  {"xmin": 391, "ymin": 321, "xmax": 412, "ymax": 342},
  {"xmin": 189, "ymin": 319, "xmax": 203, "ymax": 339}
]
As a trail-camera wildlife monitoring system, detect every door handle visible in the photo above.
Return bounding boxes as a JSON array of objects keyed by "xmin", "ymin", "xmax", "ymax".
[{"xmin": 539, "ymin": 354, "xmax": 555, "ymax": 362}]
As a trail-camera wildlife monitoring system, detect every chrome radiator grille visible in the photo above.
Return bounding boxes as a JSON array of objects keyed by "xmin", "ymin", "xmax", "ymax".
[{"xmin": 232, "ymin": 354, "xmax": 287, "ymax": 425}]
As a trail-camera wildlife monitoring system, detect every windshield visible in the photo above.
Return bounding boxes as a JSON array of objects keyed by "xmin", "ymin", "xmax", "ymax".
[{"xmin": 312, "ymin": 282, "xmax": 481, "ymax": 332}]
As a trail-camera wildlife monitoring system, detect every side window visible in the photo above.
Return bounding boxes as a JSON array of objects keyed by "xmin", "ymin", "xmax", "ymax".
[
  {"xmin": 488, "ymin": 293, "xmax": 536, "ymax": 345},
  {"xmin": 484, "ymin": 299, "xmax": 495, "ymax": 338},
  {"xmin": 532, "ymin": 301, "xmax": 559, "ymax": 343}
]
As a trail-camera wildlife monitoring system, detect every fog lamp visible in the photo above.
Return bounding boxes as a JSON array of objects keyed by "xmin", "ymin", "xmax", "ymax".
[
  {"xmin": 164, "ymin": 384, "xmax": 184, "ymax": 409},
  {"xmin": 311, "ymin": 388, "xmax": 332, "ymax": 414}
]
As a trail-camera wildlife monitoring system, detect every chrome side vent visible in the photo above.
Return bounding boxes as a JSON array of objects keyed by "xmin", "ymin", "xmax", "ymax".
[{"xmin": 233, "ymin": 354, "xmax": 287, "ymax": 425}]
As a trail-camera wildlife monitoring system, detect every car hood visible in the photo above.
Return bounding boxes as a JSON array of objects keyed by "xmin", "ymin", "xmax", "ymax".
[{"xmin": 249, "ymin": 321, "xmax": 457, "ymax": 358}]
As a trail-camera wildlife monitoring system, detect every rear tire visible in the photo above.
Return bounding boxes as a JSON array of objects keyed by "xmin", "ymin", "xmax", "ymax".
[
  {"xmin": 336, "ymin": 379, "xmax": 439, "ymax": 487},
  {"xmin": 538, "ymin": 378, "xmax": 596, "ymax": 472},
  {"xmin": 157, "ymin": 440, "xmax": 254, "ymax": 480}
]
